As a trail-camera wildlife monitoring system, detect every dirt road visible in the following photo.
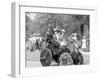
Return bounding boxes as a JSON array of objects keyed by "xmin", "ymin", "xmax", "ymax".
[{"xmin": 26, "ymin": 50, "xmax": 90, "ymax": 67}]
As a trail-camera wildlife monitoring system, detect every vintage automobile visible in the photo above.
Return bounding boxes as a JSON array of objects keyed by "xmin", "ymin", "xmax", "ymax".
[{"xmin": 40, "ymin": 29, "xmax": 83, "ymax": 66}]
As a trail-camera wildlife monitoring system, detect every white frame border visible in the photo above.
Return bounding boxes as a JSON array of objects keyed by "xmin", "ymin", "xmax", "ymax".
[{"xmin": 11, "ymin": 2, "xmax": 97, "ymax": 78}]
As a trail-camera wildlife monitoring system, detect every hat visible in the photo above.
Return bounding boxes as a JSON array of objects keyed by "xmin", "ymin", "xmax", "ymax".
[
  {"xmin": 61, "ymin": 29, "xmax": 65, "ymax": 32},
  {"xmin": 54, "ymin": 28, "xmax": 57, "ymax": 31}
]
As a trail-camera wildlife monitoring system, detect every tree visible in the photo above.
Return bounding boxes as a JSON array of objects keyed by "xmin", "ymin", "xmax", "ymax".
[{"xmin": 25, "ymin": 13, "xmax": 89, "ymax": 41}]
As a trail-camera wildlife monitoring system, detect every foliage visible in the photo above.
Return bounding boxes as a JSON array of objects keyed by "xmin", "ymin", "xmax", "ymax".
[{"xmin": 26, "ymin": 13, "xmax": 89, "ymax": 40}]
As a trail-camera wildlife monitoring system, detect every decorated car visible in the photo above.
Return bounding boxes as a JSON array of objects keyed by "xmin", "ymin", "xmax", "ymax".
[{"xmin": 40, "ymin": 29, "xmax": 83, "ymax": 66}]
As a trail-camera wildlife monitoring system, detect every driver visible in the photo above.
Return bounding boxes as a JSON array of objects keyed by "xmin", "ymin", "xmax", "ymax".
[{"xmin": 54, "ymin": 29, "xmax": 66, "ymax": 46}]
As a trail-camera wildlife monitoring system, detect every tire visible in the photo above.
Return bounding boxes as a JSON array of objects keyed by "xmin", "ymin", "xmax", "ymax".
[
  {"xmin": 71, "ymin": 51, "xmax": 83, "ymax": 65},
  {"xmin": 40, "ymin": 48, "xmax": 52, "ymax": 66},
  {"xmin": 78, "ymin": 52, "xmax": 83, "ymax": 65},
  {"xmin": 59, "ymin": 52, "xmax": 73, "ymax": 66}
]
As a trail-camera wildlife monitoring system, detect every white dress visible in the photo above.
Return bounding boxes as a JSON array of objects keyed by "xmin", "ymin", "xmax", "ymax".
[{"xmin": 82, "ymin": 39, "xmax": 86, "ymax": 49}]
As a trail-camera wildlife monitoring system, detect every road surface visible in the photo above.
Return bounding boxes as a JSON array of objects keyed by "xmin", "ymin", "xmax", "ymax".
[{"xmin": 25, "ymin": 50, "xmax": 90, "ymax": 67}]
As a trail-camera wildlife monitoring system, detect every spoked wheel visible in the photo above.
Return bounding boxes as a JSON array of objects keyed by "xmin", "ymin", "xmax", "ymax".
[
  {"xmin": 59, "ymin": 52, "xmax": 73, "ymax": 66},
  {"xmin": 40, "ymin": 48, "xmax": 52, "ymax": 66}
]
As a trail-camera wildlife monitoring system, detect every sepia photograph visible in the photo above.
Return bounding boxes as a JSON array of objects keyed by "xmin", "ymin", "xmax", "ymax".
[{"xmin": 25, "ymin": 12, "xmax": 90, "ymax": 67}]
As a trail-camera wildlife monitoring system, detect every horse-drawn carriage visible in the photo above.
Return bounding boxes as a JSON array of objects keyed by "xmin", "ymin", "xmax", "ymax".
[{"xmin": 40, "ymin": 29, "xmax": 83, "ymax": 66}]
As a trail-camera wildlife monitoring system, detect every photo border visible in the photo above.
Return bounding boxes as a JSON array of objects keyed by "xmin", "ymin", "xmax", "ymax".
[{"xmin": 11, "ymin": 2, "xmax": 97, "ymax": 78}]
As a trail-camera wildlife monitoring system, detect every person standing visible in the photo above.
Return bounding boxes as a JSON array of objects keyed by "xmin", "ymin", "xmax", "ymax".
[{"xmin": 82, "ymin": 36, "xmax": 86, "ymax": 51}]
